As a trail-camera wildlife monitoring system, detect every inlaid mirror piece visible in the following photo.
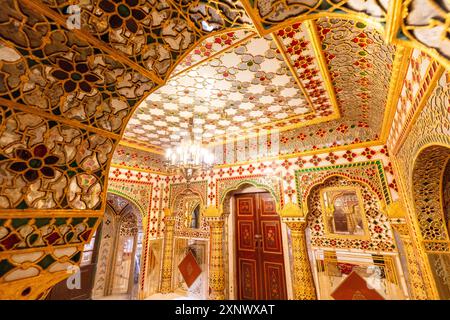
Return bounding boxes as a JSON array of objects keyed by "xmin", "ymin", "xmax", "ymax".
[{"xmin": 320, "ymin": 187, "xmax": 369, "ymax": 238}]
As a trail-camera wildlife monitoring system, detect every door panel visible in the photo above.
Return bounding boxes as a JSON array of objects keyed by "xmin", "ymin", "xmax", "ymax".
[
  {"xmin": 236, "ymin": 196, "xmax": 254, "ymax": 216},
  {"xmin": 237, "ymin": 221, "xmax": 255, "ymax": 251},
  {"xmin": 235, "ymin": 192, "xmax": 287, "ymax": 300},
  {"xmin": 235, "ymin": 194, "xmax": 260, "ymax": 299},
  {"xmin": 261, "ymin": 221, "xmax": 282, "ymax": 253},
  {"xmin": 259, "ymin": 195, "xmax": 277, "ymax": 216},
  {"xmin": 239, "ymin": 259, "xmax": 258, "ymax": 300},
  {"xmin": 263, "ymin": 262, "xmax": 286, "ymax": 300}
]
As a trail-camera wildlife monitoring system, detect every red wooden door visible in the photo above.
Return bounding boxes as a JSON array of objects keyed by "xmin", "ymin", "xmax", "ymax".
[{"xmin": 235, "ymin": 192, "xmax": 287, "ymax": 300}]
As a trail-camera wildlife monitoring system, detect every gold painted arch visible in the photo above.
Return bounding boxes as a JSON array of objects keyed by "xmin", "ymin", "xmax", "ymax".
[
  {"xmin": 107, "ymin": 190, "xmax": 147, "ymax": 221},
  {"xmin": 170, "ymin": 187, "xmax": 206, "ymax": 212},
  {"xmin": 304, "ymin": 173, "xmax": 388, "ymax": 224},
  {"xmin": 411, "ymin": 144, "xmax": 450, "ymax": 243},
  {"xmin": 217, "ymin": 177, "xmax": 283, "ymax": 212},
  {"xmin": 301, "ymin": 172, "xmax": 389, "ymax": 213}
]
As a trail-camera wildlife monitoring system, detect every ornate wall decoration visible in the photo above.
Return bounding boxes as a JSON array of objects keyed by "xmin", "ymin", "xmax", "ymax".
[
  {"xmin": 92, "ymin": 193, "xmax": 142, "ymax": 298},
  {"xmin": 317, "ymin": 18, "xmax": 394, "ymax": 138},
  {"xmin": 215, "ymin": 174, "xmax": 283, "ymax": 208},
  {"xmin": 172, "ymin": 0, "xmax": 252, "ymax": 33},
  {"xmin": 0, "ymin": 1, "xmax": 155, "ymax": 134},
  {"xmin": 239, "ymin": 0, "xmax": 387, "ymax": 35},
  {"xmin": 41, "ymin": 0, "xmax": 252, "ymax": 82},
  {"xmin": 393, "ymin": 71, "xmax": 450, "ymax": 299},
  {"xmin": 396, "ymin": 72, "xmax": 450, "ymax": 198},
  {"xmin": 0, "ymin": 216, "xmax": 98, "ymax": 253},
  {"xmin": 216, "ymin": 120, "xmax": 380, "ymax": 164},
  {"xmin": 0, "ymin": 215, "xmax": 97, "ymax": 291},
  {"xmin": 174, "ymin": 144, "xmax": 397, "ymax": 210},
  {"xmin": 400, "ymin": 0, "xmax": 450, "ymax": 63},
  {"xmin": 169, "ymin": 181, "xmax": 208, "ymax": 211},
  {"xmin": 411, "ymin": 146, "xmax": 450, "ymax": 245},
  {"xmin": 307, "ymin": 176, "xmax": 396, "ymax": 252},
  {"xmin": 0, "ymin": 2, "xmax": 155, "ymax": 289},
  {"xmin": 387, "ymin": 49, "xmax": 442, "ymax": 153},
  {"xmin": 107, "ymin": 166, "xmax": 168, "ymax": 235},
  {"xmin": 273, "ymin": 21, "xmax": 338, "ymax": 118},
  {"xmin": 108, "ymin": 168, "xmax": 170, "ymax": 295},
  {"xmin": 92, "ymin": 208, "xmax": 115, "ymax": 298},
  {"xmin": 112, "ymin": 144, "xmax": 166, "ymax": 172},
  {"xmin": 123, "ymin": 17, "xmax": 395, "ymax": 159},
  {"xmin": 0, "ymin": 105, "xmax": 114, "ymax": 210},
  {"xmin": 170, "ymin": 29, "xmax": 256, "ymax": 76},
  {"xmin": 295, "ymin": 160, "xmax": 393, "ymax": 208},
  {"xmin": 173, "ymin": 191, "xmax": 210, "ymax": 239},
  {"xmin": 239, "ymin": 0, "xmax": 450, "ymax": 68},
  {"xmin": 0, "ymin": 243, "xmax": 83, "ymax": 286},
  {"xmin": 0, "ymin": 0, "xmax": 447, "ymax": 299},
  {"xmin": 397, "ymin": 73, "xmax": 450, "ymax": 251},
  {"xmin": 107, "ymin": 178, "xmax": 152, "ymax": 219}
]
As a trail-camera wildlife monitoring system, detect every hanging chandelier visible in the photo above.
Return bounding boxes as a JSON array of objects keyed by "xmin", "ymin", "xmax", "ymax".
[{"xmin": 164, "ymin": 118, "xmax": 214, "ymax": 182}]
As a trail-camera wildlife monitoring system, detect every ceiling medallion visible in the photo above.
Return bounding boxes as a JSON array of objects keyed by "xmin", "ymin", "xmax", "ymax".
[{"xmin": 164, "ymin": 118, "xmax": 214, "ymax": 183}]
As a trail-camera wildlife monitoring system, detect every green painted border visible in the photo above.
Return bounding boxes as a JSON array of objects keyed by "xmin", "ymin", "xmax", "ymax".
[{"xmin": 294, "ymin": 160, "xmax": 392, "ymax": 207}]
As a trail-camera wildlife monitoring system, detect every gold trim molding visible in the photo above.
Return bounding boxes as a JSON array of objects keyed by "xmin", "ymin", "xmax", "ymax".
[
  {"xmin": 279, "ymin": 202, "xmax": 304, "ymax": 218},
  {"xmin": 385, "ymin": 200, "xmax": 406, "ymax": 219}
]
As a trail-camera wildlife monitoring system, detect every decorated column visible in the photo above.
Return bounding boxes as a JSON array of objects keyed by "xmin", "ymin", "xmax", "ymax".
[
  {"xmin": 280, "ymin": 203, "xmax": 317, "ymax": 300},
  {"xmin": 386, "ymin": 202, "xmax": 430, "ymax": 300},
  {"xmin": 204, "ymin": 206, "xmax": 225, "ymax": 300},
  {"xmin": 160, "ymin": 208, "xmax": 175, "ymax": 293}
]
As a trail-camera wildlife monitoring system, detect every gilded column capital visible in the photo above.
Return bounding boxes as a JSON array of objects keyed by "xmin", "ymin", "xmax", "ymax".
[
  {"xmin": 384, "ymin": 200, "xmax": 406, "ymax": 219},
  {"xmin": 204, "ymin": 205, "xmax": 222, "ymax": 219},
  {"xmin": 280, "ymin": 202, "xmax": 304, "ymax": 218},
  {"xmin": 164, "ymin": 217, "xmax": 176, "ymax": 227},
  {"xmin": 283, "ymin": 218, "xmax": 307, "ymax": 232},
  {"xmin": 206, "ymin": 218, "xmax": 225, "ymax": 228},
  {"xmin": 390, "ymin": 220, "xmax": 410, "ymax": 237}
]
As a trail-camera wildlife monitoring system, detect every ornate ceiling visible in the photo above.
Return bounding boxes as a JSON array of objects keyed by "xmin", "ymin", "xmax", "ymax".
[{"xmin": 123, "ymin": 16, "xmax": 394, "ymax": 153}]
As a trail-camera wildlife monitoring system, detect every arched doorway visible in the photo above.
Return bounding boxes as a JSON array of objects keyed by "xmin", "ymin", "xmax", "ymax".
[
  {"xmin": 91, "ymin": 193, "xmax": 143, "ymax": 300},
  {"xmin": 171, "ymin": 189, "xmax": 209, "ymax": 300},
  {"xmin": 306, "ymin": 175, "xmax": 408, "ymax": 300},
  {"xmin": 222, "ymin": 184, "xmax": 288, "ymax": 300},
  {"xmin": 412, "ymin": 145, "xmax": 450, "ymax": 299}
]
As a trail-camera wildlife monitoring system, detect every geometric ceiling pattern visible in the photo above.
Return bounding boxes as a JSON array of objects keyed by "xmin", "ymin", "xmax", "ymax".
[
  {"xmin": 40, "ymin": 0, "xmax": 253, "ymax": 82},
  {"xmin": 124, "ymin": 28, "xmax": 336, "ymax": 147},
  {"xmin": 123, "ymin": 17, "xmax": 394, "ymax": 150}
]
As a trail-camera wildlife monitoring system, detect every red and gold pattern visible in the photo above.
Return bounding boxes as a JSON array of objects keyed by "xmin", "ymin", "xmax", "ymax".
[
  {"xmin": 331, "ymin": 271, "xmax": 384, "ymax": 300},
  {"xmin": 178, "ymin": 250, "xmax": 202, "ymax": 288}
]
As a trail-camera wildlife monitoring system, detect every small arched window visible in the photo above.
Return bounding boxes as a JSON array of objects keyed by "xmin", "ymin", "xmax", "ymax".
[{"xmin": 190, "ymin": 204, "xmax": 201, "ymax": 229}]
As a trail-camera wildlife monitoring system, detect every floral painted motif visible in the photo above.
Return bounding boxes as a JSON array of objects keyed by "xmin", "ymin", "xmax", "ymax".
[
  {"xmin": 99, "ymin": 0, "xmax": 147, "ymax": 33},
  {"xmin": 307, "ymin": 176, "xmax": 395, "ymax": 252},
  {"xmin": 8, "ymin": 144, "xmax": 59, "ymax": 183},
  {"xmin": 51, "ymin": 59, "xmax": 101, "ymax": 93}
]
